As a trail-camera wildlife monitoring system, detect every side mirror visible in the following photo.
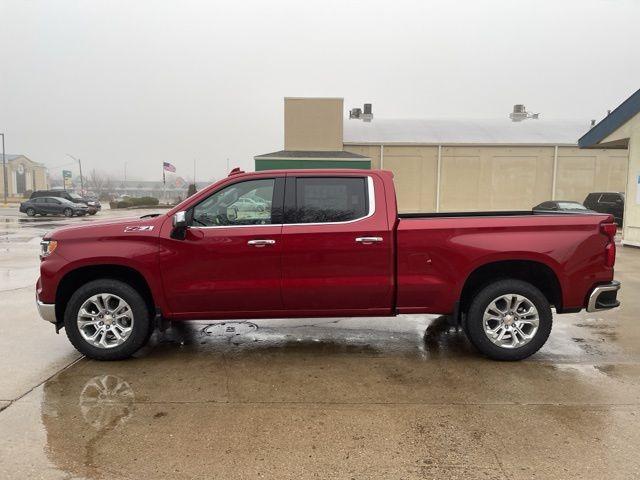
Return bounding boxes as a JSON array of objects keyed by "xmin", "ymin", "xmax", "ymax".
[
  {"xmin": 173, "ymin": 211, "xmax": 187, "ymax": 228},
  {"xmin": 171, "ymin": 211, "xmax": 188, "ymax": 239}
]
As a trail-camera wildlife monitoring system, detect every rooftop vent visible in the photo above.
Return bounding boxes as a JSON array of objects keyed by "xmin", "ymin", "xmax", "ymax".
[
  {"xmin": 349, "ymin": 103, "xmax": 373, "ymax": 122},
  {"xmin": 349, "ymin": 107, "xmax": 362, "ymax": 119},
  {"xmin": 509, "ymin": 104, "xmax": 539, "ymax": 122}
]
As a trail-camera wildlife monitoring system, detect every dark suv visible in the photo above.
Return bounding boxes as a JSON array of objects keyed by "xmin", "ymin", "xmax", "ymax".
[
  {"xmin": 30, "ymin": 190, "xmax": 100, "ymax": 214},
  {"xmin": 583, "ymin": 192, "xmax": 624, "ymax": 226}
]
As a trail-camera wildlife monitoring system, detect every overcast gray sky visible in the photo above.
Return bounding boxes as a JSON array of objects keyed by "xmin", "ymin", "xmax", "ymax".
[{"xmin": 1, "ymin": 0, "xmax": 639, "ymax": 183}]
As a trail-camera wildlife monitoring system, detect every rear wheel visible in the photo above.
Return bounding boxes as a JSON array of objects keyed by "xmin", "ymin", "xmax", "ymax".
[
  {"xmin": 26, "ymin": 208, "xmax": 36, "ymax": 217},
  {"xmin": 64, "ymin": 279, "xmax": 152, "ymax": 360},
  {"xmin": 63, "ymin": 208, "xmax": 73, "ymax": 217},
  {"xmin": 465, "ymin": 279, "xmax": 552, "ymax": 361}
]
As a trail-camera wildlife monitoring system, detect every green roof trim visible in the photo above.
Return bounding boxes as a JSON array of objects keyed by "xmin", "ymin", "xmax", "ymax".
[{"xmin": 255, "ymin": 158, "xmax": 371, "ymax": 171}]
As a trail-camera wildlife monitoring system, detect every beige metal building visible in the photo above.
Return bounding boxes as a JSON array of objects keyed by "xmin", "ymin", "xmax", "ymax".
[
  {"xmin": 256, "ymin": 98, "xmax": 627, "ymax": 213},
  {"xmin": 0, "ymin": 155, "xmax": 49, "ymax": 202},
  {"xmin": 579, "ymin": 88, "xmax": 640, "ymax": 247}
]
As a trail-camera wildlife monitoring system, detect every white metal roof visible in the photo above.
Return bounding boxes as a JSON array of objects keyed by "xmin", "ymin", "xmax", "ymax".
[{"xmin": 343, "ymin": 118, "xmax": 594, "ymax": 146}]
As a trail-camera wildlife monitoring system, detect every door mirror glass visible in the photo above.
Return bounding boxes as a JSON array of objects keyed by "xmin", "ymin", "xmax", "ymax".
[{"xmin": 173, "ymin": 211, "xmax": 187, "ymax": 228}]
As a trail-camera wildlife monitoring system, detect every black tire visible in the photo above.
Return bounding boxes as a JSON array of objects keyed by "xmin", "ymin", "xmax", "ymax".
[
  {"xmin": 89, "ymin": 211, "xmax": 97, "ymax": 215},
  {"xmin": 465, "ymin": 279, "xmax": 552, "ymax": 361},
  {"xmin": 64, "ymin": 279, "xmax": 152, "ymax": 360},
  {"xmin": 26, "ymin": 208, "xmax": 36, "ymax": 217},
  {"xmin": 63, "ymin": 208, "xmax": 73, "ymax": 217}
]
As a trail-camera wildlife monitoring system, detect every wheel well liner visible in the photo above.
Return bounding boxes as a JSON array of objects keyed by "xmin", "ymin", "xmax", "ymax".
[
  {"xmin": 459, "ymin": 260, "xmax": 562, "ymax": 316},
  {"xmin": 55, "ymin": 265, "xmax": 155, "ymax": 325}
]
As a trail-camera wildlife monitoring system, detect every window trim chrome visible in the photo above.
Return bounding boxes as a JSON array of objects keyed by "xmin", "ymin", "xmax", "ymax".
[
  {"xmin": 190, "ymin": 175, "xmax": 375, "ymax": 229},
  {"xmin": 282, "ymin": 175, "xmax": 375, "ymax": 227}
]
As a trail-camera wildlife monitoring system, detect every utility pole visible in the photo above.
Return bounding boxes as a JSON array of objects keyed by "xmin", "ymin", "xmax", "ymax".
[
  {"xmin": 1, "ymin": 133, "xmax": 6, "ymax": 204},
  {"xmin": 66, "ymin": 154, "xmax": 84, "ymax": 193}
]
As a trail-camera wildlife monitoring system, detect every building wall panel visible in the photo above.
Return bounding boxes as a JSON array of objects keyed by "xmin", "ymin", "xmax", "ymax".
[
  {"xmin": 345, "ymin": 143, "xmax": 627, "ymax": 213},
  {"xmin": 383, "ymin": 146, "xmax": 438, "ymax": 212}
]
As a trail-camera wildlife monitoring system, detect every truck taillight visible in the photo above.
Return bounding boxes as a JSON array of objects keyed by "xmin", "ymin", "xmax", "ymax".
[{"xmin": 600, "ymin": 222, "xmax": 617, "ymax": 267}]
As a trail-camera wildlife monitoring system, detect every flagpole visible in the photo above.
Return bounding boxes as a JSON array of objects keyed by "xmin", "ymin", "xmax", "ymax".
[{"xmin": 162, "ymin": 165, "xmax": 166, "ymax": 205}]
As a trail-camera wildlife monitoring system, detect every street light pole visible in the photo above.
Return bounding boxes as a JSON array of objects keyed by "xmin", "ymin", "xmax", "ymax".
[
  {"xmin": 66, "ymin": 154, "xmax": 84, "ymax": 193},
  {"xmin": 1, "ymin": 133, "xmax": 6, "ymax": 204}
]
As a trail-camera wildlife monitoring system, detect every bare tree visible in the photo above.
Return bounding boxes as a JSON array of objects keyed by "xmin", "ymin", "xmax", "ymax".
[{"xmin": 86, "ymin": 169, "xmax": 114, "ymax": 198}]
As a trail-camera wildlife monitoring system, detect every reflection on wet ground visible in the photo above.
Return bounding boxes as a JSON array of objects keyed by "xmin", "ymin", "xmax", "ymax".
[{"xmin": 1, "ymin": 208, "xmax": 640, "ymax": 479}]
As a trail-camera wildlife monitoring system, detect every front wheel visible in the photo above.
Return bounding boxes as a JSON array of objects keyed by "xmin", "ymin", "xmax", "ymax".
[
  {"xmin": 63, "ymin": 208, "xmax": 73, "ymax": 217},
  {"xmin": 26, "ymin": 208, "xmax": 36, "ymax": 217},
  {"xmin": 465, "ymin": 279, "xmax": 552, "ymax": 361},
  {"xmin": 64, "ymin": 279, "xmax": 152, "ymax": 360}
]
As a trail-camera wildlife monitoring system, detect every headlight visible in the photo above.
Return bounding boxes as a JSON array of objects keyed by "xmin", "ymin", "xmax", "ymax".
[{"xmin": 40, "ymin": 239, "xmax": 58, "ymax": 259}]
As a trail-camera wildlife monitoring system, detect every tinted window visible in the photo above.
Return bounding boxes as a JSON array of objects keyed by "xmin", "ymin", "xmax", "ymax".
[
  {"xmin": 536, "ymin": 202, "xmax": 556, "ymax": 209},
  {"xmin": 192, "ymin": 179, "xmax": 274, "ymax": 227},
  {"xmin": 557, "ymin": 202, "xmax": 587, "ymax": 210},
  {"xmin": 46, "ymin": 198, "xmax": 60, "ymax": 204},
  {"xmin": 289, "ymin": 177, "xmax": 368, "ymax": 224},
  {"xmin": 600, "ymin": 194, "xmax": 620, "ymax": 203},
  {"xmin": 32, "ymin": 198, "xmax": 45, "ymax": 204}
]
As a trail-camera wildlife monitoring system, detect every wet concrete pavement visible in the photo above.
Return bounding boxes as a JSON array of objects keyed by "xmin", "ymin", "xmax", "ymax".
[{"xmin": 1, "ymin": 207, "xmax": 640, "ymax": 479}]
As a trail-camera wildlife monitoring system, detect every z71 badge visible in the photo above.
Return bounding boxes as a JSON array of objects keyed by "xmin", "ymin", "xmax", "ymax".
[{"xmin": 124, "ymin": 226, "xmax": 154, "ymax": 232}]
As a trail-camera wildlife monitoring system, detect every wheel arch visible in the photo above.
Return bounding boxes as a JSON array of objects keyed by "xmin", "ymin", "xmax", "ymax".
[
  {"xmin": 55, "ymin": 264, "xmax": 156, "ymax": 326},
  {"xmin": 458, "ymin": 260, "xmax": 563, "ymax": 318}
]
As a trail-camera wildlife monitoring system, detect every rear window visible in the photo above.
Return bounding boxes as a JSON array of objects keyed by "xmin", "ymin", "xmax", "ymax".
[
  {"xmin": 599, "ymin": 194, "xmax": 620, "ymax": 203},
  {"xmin": 557, "ymin": 202, "xmax": 587, "ymax": 210},
  {"xmin": 289, "ymin": 177, "xmax": 369, "ymax": 224}
]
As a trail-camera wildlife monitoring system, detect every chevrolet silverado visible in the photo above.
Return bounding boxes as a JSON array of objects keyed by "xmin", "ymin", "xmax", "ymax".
[{"xmin": 36, "ymin": 169, "xmax": 621, "ymax": 361}]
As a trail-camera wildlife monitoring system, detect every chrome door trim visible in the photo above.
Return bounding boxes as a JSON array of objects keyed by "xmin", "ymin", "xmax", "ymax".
[
  {"xmin": 355, "ymin": 237, "xmax": 383, "ymax": 244},
  {"xmin": 247, "ymin": 239, "xmax": 276, "ymax": 247}
]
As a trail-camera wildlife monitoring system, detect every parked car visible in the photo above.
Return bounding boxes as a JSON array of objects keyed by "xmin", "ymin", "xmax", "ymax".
[
  {"xmin": 20, "ymin": 197, "xmax": 90, "ymax": 217},
  {"xmin": 36, "ymin": 169, "xmax": 620, "ymax": 361},
  {"xmin": 533, "ymin": 201, "xmax": 594, "ymax": 213},
  {"xmin": 584, "ymin": 192, "xmax": 624, "ymax": 226},
  {"xmin": 30, "ymin": 190, "xmax": 100, "ymax": 214}
]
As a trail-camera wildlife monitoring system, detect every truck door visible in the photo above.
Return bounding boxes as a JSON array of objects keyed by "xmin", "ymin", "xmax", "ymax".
[
  {"xmin": 280, "ymin": 174, "xmax": 393, "ymax": 314},
  {"xmin": 159, "ymin": 176, "xmax": 285, "ymax": 317}
]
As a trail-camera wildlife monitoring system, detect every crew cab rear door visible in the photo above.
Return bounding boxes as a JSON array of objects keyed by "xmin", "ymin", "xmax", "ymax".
[{"xmin": 280, "ymin": 173, "xmax": 393, "ymax": 314}]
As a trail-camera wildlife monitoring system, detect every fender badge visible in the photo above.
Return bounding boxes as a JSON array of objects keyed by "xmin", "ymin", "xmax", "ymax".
[{"xmin": 124, "ymin": 226, "xmax": 154, "ymax": 232}]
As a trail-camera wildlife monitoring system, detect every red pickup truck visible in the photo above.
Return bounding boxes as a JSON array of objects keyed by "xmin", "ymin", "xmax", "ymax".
[{"xmin": 36, "ymin": 169, "xmax": 620, "ymax": 361}]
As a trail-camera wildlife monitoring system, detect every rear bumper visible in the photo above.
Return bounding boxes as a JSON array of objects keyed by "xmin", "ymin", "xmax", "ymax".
[{"xmin": 586, "ymin": 281, "xmax": 621, "ymax": 312}]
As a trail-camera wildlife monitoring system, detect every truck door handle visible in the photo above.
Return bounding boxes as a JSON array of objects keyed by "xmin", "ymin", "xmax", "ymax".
[
  {"xmin": 247, "ymin": 239, "xmax": 276, "ymax": 247},
  {"xmin": 355, "ymin": 237, "xmax": 383, "ymax": 244}
]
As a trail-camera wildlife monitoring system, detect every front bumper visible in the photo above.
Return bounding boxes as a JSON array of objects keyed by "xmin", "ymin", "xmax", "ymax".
[
  {"xmin": 36, "ymin": 297, "xmax": 57, "ymax": 323},
  {"xmin": 586, "ymin": 281, "xmax": 621, "ymax": 312}
]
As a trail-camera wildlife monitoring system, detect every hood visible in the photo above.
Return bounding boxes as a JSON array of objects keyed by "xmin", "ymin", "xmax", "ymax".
[{"xmin": 46, "ymin": 214, "xmax": 167, "ymax": 241}]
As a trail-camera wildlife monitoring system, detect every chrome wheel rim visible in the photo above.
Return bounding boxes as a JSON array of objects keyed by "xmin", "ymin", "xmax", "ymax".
[
  {"xmin": 77, "ymin": 293, "xmax": 134, "ymax": 349},
  {"xmin": 482, "ymin": 294, "xmax": 539, "ymax": 349}
]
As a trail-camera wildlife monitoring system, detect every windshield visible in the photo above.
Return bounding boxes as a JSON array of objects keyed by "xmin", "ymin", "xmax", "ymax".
[{"xmin": 69, "ymin": 193, "xmax": 83, "ymax": 200}]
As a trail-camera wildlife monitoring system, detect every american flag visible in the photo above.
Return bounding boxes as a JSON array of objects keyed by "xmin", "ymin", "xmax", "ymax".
[{"xmin": 163, "ymin": 162, "xmax": 176, "ymax": 173}]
